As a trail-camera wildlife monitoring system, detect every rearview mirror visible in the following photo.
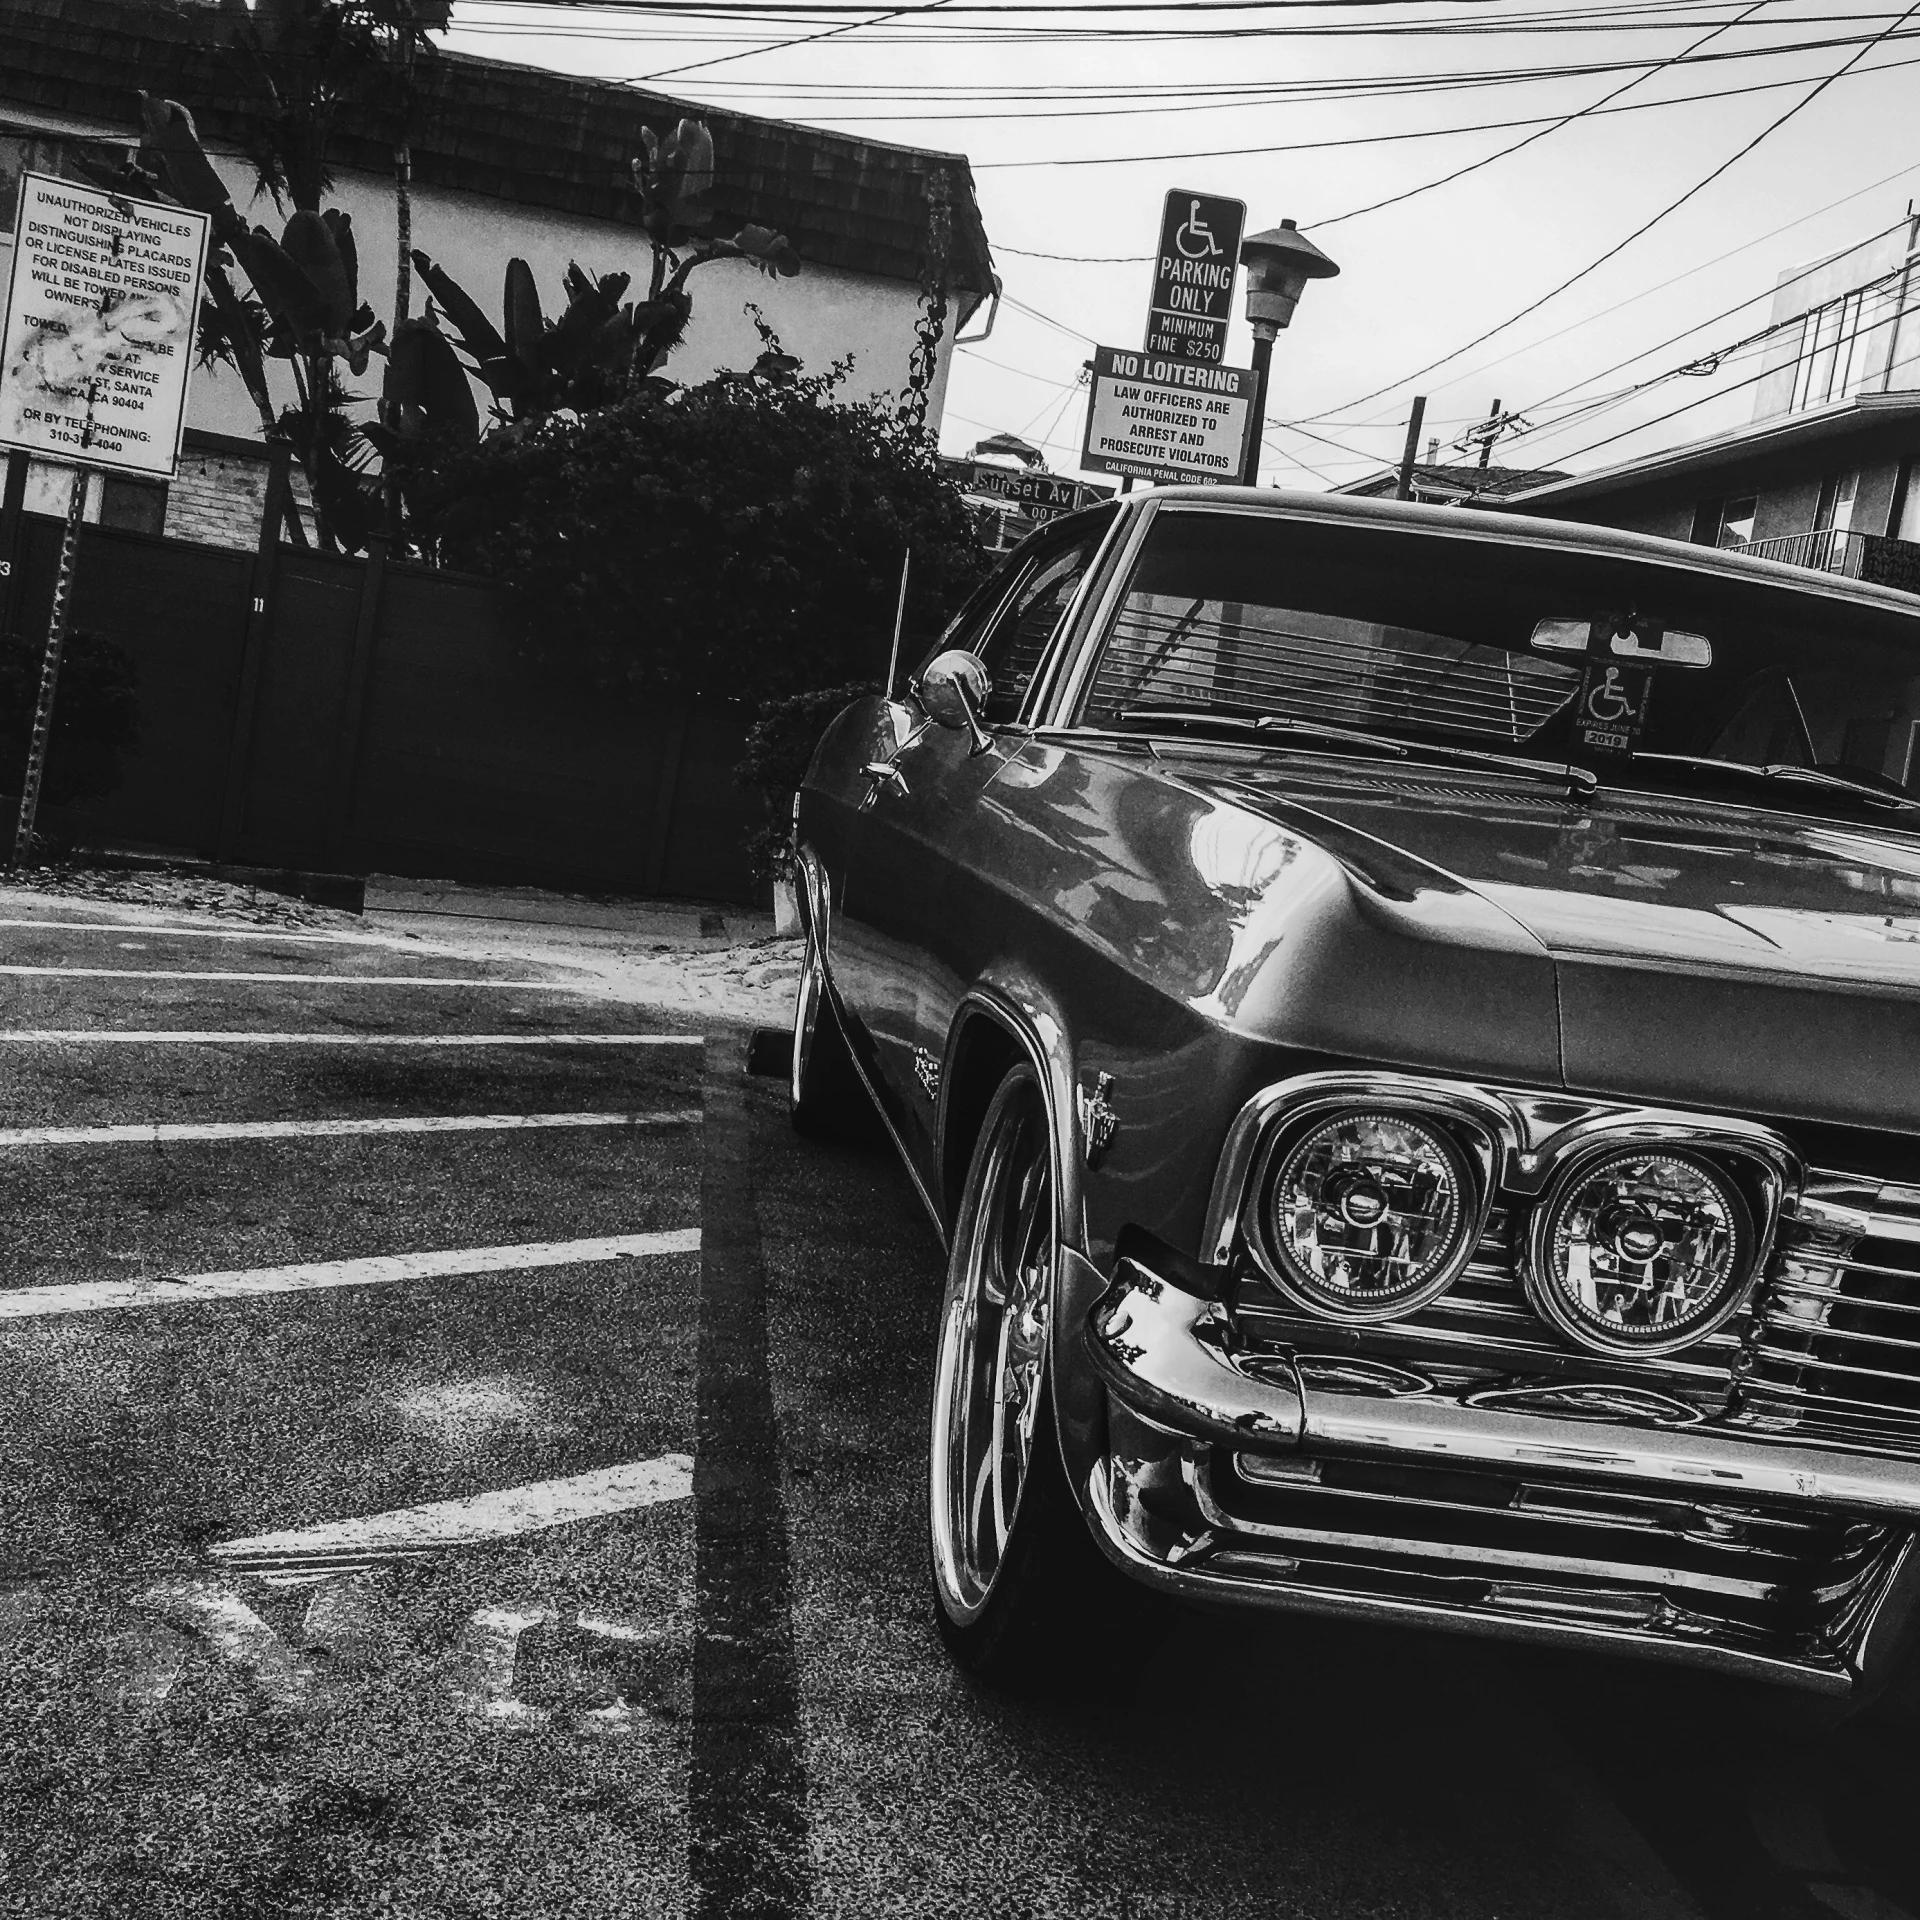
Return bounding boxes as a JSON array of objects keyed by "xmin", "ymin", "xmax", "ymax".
[
  {"xmin": 915, "ymin": 650, "xmax": 996, "ymax": 755},
  {"xmin": 1528, "ymin": 616, "xmax": 1712, "ymax": 669}
]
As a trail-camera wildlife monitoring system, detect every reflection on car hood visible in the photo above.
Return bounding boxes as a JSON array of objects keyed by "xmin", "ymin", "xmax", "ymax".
[{"xmin": 1171, "ymin": 751, "xmax": 1920, "ymax": 1132}]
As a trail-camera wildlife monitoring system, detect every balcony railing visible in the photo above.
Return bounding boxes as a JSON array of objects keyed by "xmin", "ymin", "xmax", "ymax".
[
  {"xmin": 1737, "ymin": 526, "xmax": 1873, "ymax": 576},
  {"xmin": 1729, "ymin": 529, "xmax": 1920, "ymax": 595}
]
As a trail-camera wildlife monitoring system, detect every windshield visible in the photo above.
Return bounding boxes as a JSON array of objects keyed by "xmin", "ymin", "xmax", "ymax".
[{"xmin": 1078, "ymin": 507, "xmax": 1920, "ymax": 807}]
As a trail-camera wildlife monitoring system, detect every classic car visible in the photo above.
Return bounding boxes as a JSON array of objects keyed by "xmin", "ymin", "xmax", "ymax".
[{"xmin": 789, "ymin": 484, "xmax": 1920, "ymax": 1710}]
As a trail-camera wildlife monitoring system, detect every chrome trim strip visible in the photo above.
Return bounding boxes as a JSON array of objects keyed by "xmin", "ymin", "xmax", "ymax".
[
  {"xmin": 1082, "ymin": 1463, "xmax": 1854, "ymax": 1696},
  {"xmin": 1302, "ymin": 1389, "xmax": 1920, "ymax": 1519},
  {"xmin": 1187, "ymin": 1474, "xmax": 1804, "ymax": 1605}
]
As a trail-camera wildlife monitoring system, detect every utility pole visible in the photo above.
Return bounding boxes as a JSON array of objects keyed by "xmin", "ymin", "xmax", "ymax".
[
  {"xmin": 1478, "ymin": 397, "xmax": 1501, "ymax": 468},
  {"xmin": 1394, "ymin": 396, "xmax": 1427, "ymax": 501}
]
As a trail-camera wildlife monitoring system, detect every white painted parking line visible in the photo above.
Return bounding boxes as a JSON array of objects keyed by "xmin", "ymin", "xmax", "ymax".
[
  {"xmin": 0, "ymin": 1029, "xmax": 702, "ymax": 1046},
  {"xmin": 211, "ymin": 1455, "xmax": 693, "ymax": 1574},
  {"xmin": 0, "ymin": 966, "xmax": 599, "ymax": 989},
  {"xmin": 0, "ymin": 918, "xmax": 352, "ymax": 943},
  {"xmin": 0, "ymin": 1110, "xmax": 702, "ymax": 1149},
  {"xmin": 0, "ymin": 1229, "xmax": 701, "ymax": 1321}
]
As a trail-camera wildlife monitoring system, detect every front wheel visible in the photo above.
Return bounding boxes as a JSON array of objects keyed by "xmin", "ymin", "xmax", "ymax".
[{"xmin": 929, "ymin": 1064, "xmax": 1146, "ymax": 1687}]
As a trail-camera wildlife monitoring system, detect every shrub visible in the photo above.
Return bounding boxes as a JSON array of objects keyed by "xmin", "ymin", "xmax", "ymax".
[{"xmin": 412, "ymin": 355, "xmax": 990, "ymax": 703}]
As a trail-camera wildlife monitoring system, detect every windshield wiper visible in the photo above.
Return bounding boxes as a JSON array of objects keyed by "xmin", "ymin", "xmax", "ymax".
[
  {"xmin": 1257, "ymin": 717, "xmax": 1598, "ymax": 797},
  {"xmin": 1630, "ymin": 752, "xmax": 1920, "ymax": 814},
  {"xmin": 1115, "ymin": 707, "xmax": 1598, "ymax": 798}
]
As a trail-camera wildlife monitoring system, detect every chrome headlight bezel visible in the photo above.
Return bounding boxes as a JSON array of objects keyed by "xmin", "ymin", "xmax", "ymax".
[
  {"xmin": 1208, "ymin": 1073, "xmax": 1799, "ymax": 1357},
  {"xmin": 1522, "ymin": 1135, "xmax": 1771, "ymax": 1358},
  {"xmin": 1242, "ymin": 1094, "xmax": 1498, "ymax": 1323}
]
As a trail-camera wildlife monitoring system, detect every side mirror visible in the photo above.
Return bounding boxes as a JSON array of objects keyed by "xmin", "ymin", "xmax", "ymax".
[{"xmin": 914, "ymin": 649, "xmax": 996, "ymax": 756}]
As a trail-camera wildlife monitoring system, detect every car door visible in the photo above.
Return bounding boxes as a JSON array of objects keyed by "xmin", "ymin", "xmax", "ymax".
[{"xmin": 837, "ymin": 511, "xmax": 1118, "ymax": 1194}]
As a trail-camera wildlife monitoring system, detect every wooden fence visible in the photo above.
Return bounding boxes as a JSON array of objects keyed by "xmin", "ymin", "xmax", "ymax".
[{"xmin": 0, "ymin": 454, "xmax": 764, "ymax": 905}]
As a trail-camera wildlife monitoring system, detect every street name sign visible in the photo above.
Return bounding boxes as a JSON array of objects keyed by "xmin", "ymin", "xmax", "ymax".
[
  {"xmin": 941, "ymin": 459, "xmax": 1116, "ymax": 522},
  {"xmin": 0, "ymin": 173, "xmax": 210, "ymax": 478},
  {"xmin": 1080, "ymin": 346, "xmax": 1256, "ymax": 486},
  {"xmin": 1144, "ymin": 189, "xmax": 1245, "ymax": 364}
]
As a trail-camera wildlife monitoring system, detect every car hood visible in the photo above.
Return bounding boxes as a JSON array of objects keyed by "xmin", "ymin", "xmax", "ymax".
[{"xmin": 1167, "ymin": 752, "xmax": 1920, "ymax": 1132}]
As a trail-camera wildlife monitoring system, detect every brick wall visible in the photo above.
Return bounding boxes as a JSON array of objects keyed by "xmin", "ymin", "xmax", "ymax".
[
  {"xmin": 163, "ymin": 447, "xmax": 267, "ymax": 550},
  {"xmin": 162, "ymin": 443, "xmax": 320, "ymax": 551}
]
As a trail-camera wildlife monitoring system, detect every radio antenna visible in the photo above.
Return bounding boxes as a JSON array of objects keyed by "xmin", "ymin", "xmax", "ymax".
[{"xmin": 885, "ymin": 548, "xmax": 911, "ymax": 699}]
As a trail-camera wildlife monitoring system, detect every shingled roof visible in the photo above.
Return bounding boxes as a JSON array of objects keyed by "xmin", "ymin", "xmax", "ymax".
[{"xmin": 1, "ymin": 0, "xmax": 995, "ymax": 295}]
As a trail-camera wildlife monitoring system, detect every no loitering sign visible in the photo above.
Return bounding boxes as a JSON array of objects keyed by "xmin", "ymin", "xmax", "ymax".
[{"xmin": 1080, "ymin": 346, "xmax": 1257, "ymax": 486}]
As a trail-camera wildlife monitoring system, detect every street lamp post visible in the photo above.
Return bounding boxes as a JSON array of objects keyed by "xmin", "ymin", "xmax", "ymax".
[{"xmin": 1237, "ymin": 219, "xmax": 1339, "ymax": 488}]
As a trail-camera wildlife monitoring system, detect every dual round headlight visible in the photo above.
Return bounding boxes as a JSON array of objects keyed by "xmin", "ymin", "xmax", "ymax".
[
  {"xmin": 1256, "ymin": 1108, "xmax": 1760, "ymax": 1354},
  {"xmin": 1262, "ymin": 1110, "xmax": 1478, "ymax": 1321},
  {"xmin": 1526, "ymin": 1146, "xmax": 1754, "ymax": 1356}
]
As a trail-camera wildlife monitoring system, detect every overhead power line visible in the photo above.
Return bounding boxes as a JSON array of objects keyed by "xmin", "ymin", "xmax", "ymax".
[
  {"xmin": 1306, "ymin": 0, "xmax": 1920, "ymax": 420},
  {"xmin": 632, "ymin": 0, "xmax": 931, "ymax": 81},
  {"xmin": 1305, "ymin": 0, "xmax": 1769, "ymax": 228},
  {"xmin": 966, "ymin": 39, "xmax": 1920, "ymax": 163},
  {"xmin": 1292, "ymin": 156, "xmax": 1920, "ymax": 426}
]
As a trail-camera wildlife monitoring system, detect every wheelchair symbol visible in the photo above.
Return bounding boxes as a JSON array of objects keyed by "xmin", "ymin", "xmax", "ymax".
[
  {"xmin": 1585, "ymin": 666, "xmax": 1635, "ymax": 724},
  {"xmin": 1175, "ymin": 199, "xmax": 1225, "ymax": 260}
]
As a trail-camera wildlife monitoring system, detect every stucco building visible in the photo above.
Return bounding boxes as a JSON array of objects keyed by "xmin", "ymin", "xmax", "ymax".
[{"xmin": 1, "ymin": 0, "xmax": 995, "ymax": 546}]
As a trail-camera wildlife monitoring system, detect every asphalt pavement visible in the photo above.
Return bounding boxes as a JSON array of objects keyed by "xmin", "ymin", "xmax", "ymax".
[{"xmin": 0, "ymin": 891, "xmax": 1915, "ymax": 1920}]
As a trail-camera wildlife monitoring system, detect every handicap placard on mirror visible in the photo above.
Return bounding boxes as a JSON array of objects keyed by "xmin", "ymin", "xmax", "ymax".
[{"xmin": 1574, "ymin": 659, "xmax": 1656, "ymax": 756}]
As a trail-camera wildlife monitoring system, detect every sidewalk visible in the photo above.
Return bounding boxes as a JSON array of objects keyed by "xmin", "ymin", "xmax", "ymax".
[
  {"xmin": 366, "ymin": 876, "xmax": 775, "ymax": 949},
  {"xmin": 0, "ymin": 866, "xmax": 800, "ymax": 1029}
]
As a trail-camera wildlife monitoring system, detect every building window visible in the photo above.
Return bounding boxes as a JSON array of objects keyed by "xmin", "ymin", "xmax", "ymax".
[
  {"xmin": 1815, "ymin": 469, "xmax": 1861, "ymax": 536},
  {"xmin": 98, "ymin": 475, "xmax": 168, "ymax": 536},
  {"xmin": 1714, "ymin": 496, "xmax": 1758, "ymax": 548},
  {"xmin": 1895, "ymin": 460, "xmax": 1920, "ymax": 545}
]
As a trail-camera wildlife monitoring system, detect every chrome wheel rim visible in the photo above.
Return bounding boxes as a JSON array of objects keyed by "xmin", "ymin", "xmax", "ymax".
[
  {"xmin": 791, "ymin": 923, "xmax": 824, "ymax": 1112},
  {"xmin": 930, "ymin": 1081, "xmax": 1054, "ymax": 1624}
]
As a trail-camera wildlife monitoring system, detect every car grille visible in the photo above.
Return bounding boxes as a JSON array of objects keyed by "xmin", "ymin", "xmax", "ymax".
[
  {"xmin": 1239, "ymin": 1183, "xmax": 1920, "ymax": 1452},
  {"xmin": 1239, "ymin": 1205, "xmax": 1746, "ymax": 1403},
  {"xmin": 1739, "ymin": 1179, "xmax": 1920, "ymax": 1450}
]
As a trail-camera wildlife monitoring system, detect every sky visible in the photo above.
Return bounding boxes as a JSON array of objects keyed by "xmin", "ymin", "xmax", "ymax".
[{"xmin": 438, "ymin": 0, "xmax": 1920, "ymax": 491}]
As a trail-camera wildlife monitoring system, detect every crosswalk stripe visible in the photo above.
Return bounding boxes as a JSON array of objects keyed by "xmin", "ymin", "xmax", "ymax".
[
  {"xmin": 0, "ymin": 1110, "xmax": 701, "ymax": 1149},
  {"xmin": 0, "ymin": 966, "xmax": 598, "ymax": 989},
  {"xmin": 210, "ymin": 1454, "xmax": 694, "ymax": 1576},
  {"xmin": 0, "ymin": 1229, "xmax": 701, "ymax": 1321},
  {"xmin": 0, "ymin": 1030, "xmax": 701, "ymax": 1046}
]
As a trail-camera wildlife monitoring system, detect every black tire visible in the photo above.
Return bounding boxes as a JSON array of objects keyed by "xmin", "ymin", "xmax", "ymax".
[
  {"xmin": 928, "ymin": 1064, "xmax": 1150, "ymax": 1689},
  {"xmin": 789, "ymin": 913, "xmax": 870, "ymax": 1137}
]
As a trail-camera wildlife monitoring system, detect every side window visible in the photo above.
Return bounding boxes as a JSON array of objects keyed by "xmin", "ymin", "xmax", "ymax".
[{"xmin": 976, "ymin": 520, "xmax": 1111, "ymax": 723}]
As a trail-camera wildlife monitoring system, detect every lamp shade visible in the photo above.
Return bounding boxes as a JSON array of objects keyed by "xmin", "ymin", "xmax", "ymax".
[{"xmin": 1240, "ymin": 220, "xmax": 1340, "ymax": 333}]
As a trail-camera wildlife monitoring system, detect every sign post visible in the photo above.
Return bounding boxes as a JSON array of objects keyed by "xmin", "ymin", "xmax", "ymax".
[
  {"xmin": 1144, "ymin": 190, "xmax": 1246, "ymax": 366},
  {"xmin": 1078, "ymin": 347, "xmax": 1257, "ymax": 487},
  {"xmin": 0, "ymin": 173, "xmax": 209, "ymax": 862}
]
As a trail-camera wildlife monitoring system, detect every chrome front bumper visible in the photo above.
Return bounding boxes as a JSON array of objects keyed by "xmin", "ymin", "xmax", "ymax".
[{"xmin": 1079, "ymin": 1253, "xmax": 1920, "ymax": 1697}]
